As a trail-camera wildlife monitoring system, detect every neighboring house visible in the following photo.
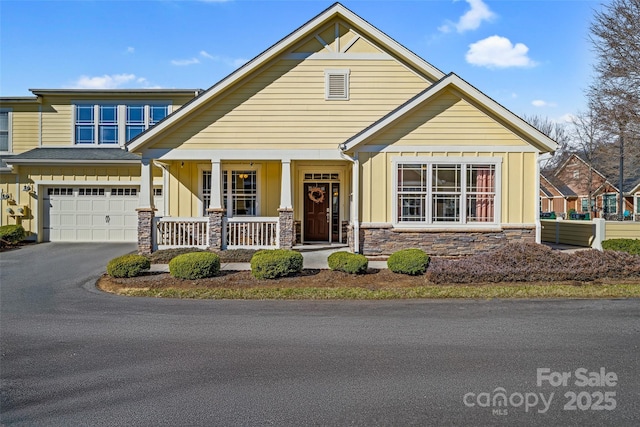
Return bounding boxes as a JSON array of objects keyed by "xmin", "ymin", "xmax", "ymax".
[
  {"xmin": 1, "ymin": 3, "xmax": 557, "ymax": 256},
  {"xmin": 541, "ymin": 153, "xmax": 639, "ymax": 219},
  {"xmin": 540, "ymin": 173, "xmax": 577, "ymax": 216}
]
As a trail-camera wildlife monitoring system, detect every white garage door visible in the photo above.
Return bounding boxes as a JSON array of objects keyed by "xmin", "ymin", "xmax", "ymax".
[{"xmin": 44, "ymin": 187, "xmax": 141, "ymax": 242}]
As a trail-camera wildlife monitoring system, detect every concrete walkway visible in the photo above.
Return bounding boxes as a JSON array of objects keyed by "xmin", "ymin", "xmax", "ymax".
[
  {"xmin": 150, "ymin": 246, "xmax": 387, "ymax": 272},
  {"xmin": 149, "ymin": 242, "xmax": 590, "ymax": 272}
]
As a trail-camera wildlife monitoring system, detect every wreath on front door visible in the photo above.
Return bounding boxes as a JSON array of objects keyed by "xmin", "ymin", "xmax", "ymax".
[{"xmin": 308, "ymin": 186, "xmax": 326, "ymax": 204}]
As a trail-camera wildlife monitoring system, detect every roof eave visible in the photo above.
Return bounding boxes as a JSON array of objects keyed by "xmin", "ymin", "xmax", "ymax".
[
  {"xmin": 127, "ymin": 2, "xmax": 445, "ymax": 153},
  {"xmin": 342, "ymin": 73, "xmax": 558, "ymax": 154}
]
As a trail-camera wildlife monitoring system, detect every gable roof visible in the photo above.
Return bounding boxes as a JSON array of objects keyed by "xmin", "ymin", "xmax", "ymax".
[
  {"xmin": 341, "ymin": 73, "xmax": 558, "ymax": 153},
  {"xmin": 540, "ymin": 172, "xmax": 577, "ymax": 197},
  {"xmin": 127, "ymin": 2, "xmax": 445, "ymax": 153},
  {"xmin": 553, "ymin": 153, "xmax": 609, "ymax": 182}
]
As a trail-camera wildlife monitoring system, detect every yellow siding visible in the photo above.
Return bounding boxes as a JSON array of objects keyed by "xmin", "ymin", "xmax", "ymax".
[
  {"xmin": 605, "ymin": 222, "xmax": 640, "ymax": 239},
  {"xmin": 154, "ymin": 58, "xmax": 430, "ymax": 151},
  {"xmin": 365, "ymin": 91, "xmax": 529, "ymax": 147},
  {"xmin": 359, "ymin": 150, "xmax": 537, "ymax": 225},
  {"xmin": 0, "ymin": 102, "xmax": 41, "ymax": 153},
  {"xmin": 0, "ymin": 165, "xmax": 144, "ymax": 238},
  {"xmin": 37, "ymin": 94, "xmax": 194, "ymax": 147},
  {"xmin": 165, "ymin": 161, "xmax": 282, "ymax": 218}
]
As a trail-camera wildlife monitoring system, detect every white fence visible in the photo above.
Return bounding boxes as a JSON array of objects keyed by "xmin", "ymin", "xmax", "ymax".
[
  {"xmin": 155, "ymin": 217, "xmax": 209, "ymax": 250},
  {"xmin": 224, "ymin": 217, "xmax": 279, "ymax": 249},
  {"xmin": 153, "ymin": 216, "xmax": 280, "ymax": 251}
]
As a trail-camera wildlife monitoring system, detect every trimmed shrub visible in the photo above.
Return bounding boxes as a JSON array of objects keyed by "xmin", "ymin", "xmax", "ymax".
[
  {"xmin": 149, "ymin": 247, "xmax": 205, "ymax": 264},
  {"xmin": 169, "ymin": 252, "xmax": 220, "ymax": 280},
  {"xmin": 0, "ymin": 224, "xmax": 26, "ymax": 245},
  {"xmin": 107, "ymin": 254, "xmax": 151, "ymax": 278},
  {"xmin": 387, "ymin": 248, "xmax": 430, "ymax": 275},
  {"xmin": 602, "ymin": 239, "xmax": 640, "ymax": 256},
  {"xmin": 327, "ymin": 251, "xmax": 368, "ymax": 274},
  {"xmin": 250, "ymin": 249, "xmax": 303, "ymax": 279}
]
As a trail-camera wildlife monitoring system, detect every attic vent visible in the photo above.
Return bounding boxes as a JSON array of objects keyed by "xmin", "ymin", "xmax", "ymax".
[{"xmin": 325, "ymin": 69, "xmax": 350, "ymax": 100}]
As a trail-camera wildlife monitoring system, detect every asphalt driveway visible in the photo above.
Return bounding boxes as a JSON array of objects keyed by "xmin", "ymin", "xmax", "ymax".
[{"xmin": 1, "ymin": 243, "xmax": 639, "ymax": 426}]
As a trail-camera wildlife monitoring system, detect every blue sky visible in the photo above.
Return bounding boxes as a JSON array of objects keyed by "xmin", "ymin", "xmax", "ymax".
[{"xmin": 1, "ymin": 0, "xmax": 603, "ymax": 121}]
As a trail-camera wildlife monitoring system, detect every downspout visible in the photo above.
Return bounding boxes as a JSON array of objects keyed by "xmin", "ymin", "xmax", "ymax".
[{"xmin": 340, "ymin": 146, "xmax": 359, "ymax": 253}]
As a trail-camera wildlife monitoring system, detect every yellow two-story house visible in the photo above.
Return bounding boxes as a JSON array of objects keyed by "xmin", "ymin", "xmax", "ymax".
[{"xmin": 1, "ymin": 3, "xmax": 556, "ymax": 256}]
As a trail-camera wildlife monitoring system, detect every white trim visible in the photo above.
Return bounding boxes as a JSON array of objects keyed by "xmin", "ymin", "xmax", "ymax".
[
  {"xmin": 72, "ymin": 100, "xmax": 172, "ymax": 147},
  {"xmin": 342, "ymin": 73, "xmax": 558, "ymax": 154},
  {"xmin": 534, "ymin": 152, "xmax": 541, "ymax": 243},
  {"xmin": 144, "ymin": 148, "xmax": 345, "ymax": 161},
  {"xmin": 325, "ymin": 69, "xmax": 350, "ymax": 101},
  {"xmin": 0, "ymin": 108, "xmax": 12, "ymax": 154},
  {"xmin": 356, "ymin": 144, "xmax": 538, "ymax": 153},
  {"xmin": 127, "ymin": 3, "xmax": 445, "ymax": 152},
  {"xmin": 391, "ymin": 156, "xmax": 502, "ymax": 227},
  {"xmin": 5, "ymin": 159, "xmax": 140, "ymax": 165}
]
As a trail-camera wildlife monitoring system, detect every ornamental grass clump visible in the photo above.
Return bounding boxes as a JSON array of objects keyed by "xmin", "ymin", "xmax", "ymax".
[
  {"xmin": 425, "ymin": 242, "xmax": 640, "ymax": 284},
  {"xmin": 327, "ymin": 251, "xmax": 369, "ymax": 274},
  {"xmin": 602, "ymin": 239, "xmax": 640, "ymax": 256},
  {"xmin": 169, "ymin": 252, "xmax": 220, "ymax": 280},
  {"xmin": 107, "ymin": 254, "xmax": 151, "ymax": 278},
  {"xmin": 250, "ymin": 249, "xmax": 303, "ymax": 279},
  {"xmin": 387, "ymin": 248, "xmax": 430, "ymax": 275}
]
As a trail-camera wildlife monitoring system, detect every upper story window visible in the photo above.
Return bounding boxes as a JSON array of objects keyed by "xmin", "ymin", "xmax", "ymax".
[
  {"xmin": 0, "ymin": 109, "xmax": 11, "ymax": 153},
  {"xmin": 325, "ymin": 69, "xmax": 350, "ymax": 100},
  {"xmin": 394, "ymin": 158, "xmax": 500, "ymax": 226},
  {"xmin": 74, "ymin": 102, "xmax": 170, "ymax": 146}
]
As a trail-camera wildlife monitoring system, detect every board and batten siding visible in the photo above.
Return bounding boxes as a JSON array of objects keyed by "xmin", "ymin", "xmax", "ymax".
[
  {"xmin": 359, "ymin": 151, "xmax": 537, "ymax": 225},
  {"xmin": 165, "ymin": 160, "xmax": 282, "ymax": 218},
  {"xmin": 0, "ymin": 165, "xmax": 152, "ymax": 237},
  {"xmin": 154, "ymin": 58, "xmax": 431, "ymax": 151}
]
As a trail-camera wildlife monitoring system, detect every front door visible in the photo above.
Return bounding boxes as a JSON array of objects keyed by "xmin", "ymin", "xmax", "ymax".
[{"xmin": 304, "ymin": 183, "xmax": 330, "ymax": 241}]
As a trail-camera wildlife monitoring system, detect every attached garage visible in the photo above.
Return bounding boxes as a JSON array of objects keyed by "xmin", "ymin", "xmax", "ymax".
[{"xmin": 44, "ymin": 187, "xmax": 139, "ymax": 242}]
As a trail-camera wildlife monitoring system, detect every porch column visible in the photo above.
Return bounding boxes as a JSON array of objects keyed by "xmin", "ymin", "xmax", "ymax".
[
  {"xmin": 280, "ymin": 160, "xmax": 292, "ymax": 209},
  {"xmin": 137, "ymin": 158, "xmax": 156, "ymax": 255},
  {"xmin": 351, "ymin": 153, "xmax": 360, "ymax": 253},
  {"xmin": 278, "ymin": 160, "xmax": 294, "ymax": 249},
  {"xmin": 207, "ymin": 159, "xmax": 225, "ymax": 249}
]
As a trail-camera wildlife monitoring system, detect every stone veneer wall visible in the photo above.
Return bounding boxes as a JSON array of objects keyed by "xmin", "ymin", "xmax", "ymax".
[
  {"xmin": 207, "ymin": 208, "xmax": 225, "ymax": 250},
  {"xmin": 137, "ymin": 208, "xmax": 155, "ymax": 255},
  {"xmin": 351, "ymin": 224, "xmax": 535, "ymax": 256},
  {"xmin": 278, "ymin": 208, "xmax": 294, "ymax": 249}
]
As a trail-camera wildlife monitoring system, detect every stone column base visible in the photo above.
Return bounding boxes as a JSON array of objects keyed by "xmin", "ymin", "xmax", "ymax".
[
  {"xmin": 136, "ymin": 208, "xmax": 156, "ymax": 255},
  {"xmin": 207, "ymin": 208, "xmax": 225, "ymax": 250},
  {"xmin": 278, "ymin": 208, "xmax": 294, "ymax": 250}
]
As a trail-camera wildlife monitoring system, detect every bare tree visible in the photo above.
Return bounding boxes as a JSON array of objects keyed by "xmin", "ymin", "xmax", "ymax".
[
  {"xmin": 523, "ymin": 114, "xmax": 572, "ymax": 172},
  {"xmin": 588, "ymin": 0, "xmax": 640, "ymax": 218},
  {"xmin": 569, "ymin": 108, "xmax": 609, "ymax": 216}
]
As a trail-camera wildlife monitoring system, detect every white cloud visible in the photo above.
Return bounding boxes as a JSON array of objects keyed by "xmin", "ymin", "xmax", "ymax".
[
  {"xmin": 200, "ymin": 50, "xmax": 214, "ymax": 60},
  {"xmin": 199, "ymin": 50, "xmax": 248, "ymax": 68},
  {"xmin": 72, "ymin": 73, "xmax": 137, "ymax": 89},
  {"xmin": 466, "ymin": 35, "xmax": 537, "ymax": 68},
  {"xmin": 126, "ymin": 47, "xmax": 135, "ymax": 54},
  {"xmin": 532, "ymin": 99, "xmax": 557, "ymax": 108},
  {"xmin": 440, "ymin": 0, "xmax": 496, "ymax": 33},
  {"xmin": 171, "ymin": 57, "xmax": 200, "ymax": 66}
]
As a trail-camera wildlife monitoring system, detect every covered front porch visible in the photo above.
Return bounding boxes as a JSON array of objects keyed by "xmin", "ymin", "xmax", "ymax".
[{"xmin": 136, "ymin": 156, "xmax": 358, "ymax": 254}]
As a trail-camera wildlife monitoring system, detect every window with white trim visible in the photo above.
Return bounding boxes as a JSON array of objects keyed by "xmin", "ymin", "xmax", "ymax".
[
  {"xmin": 603, "ymin": 194, "xmax": 617, "ymax": 214},
  {"xmin": 202, "ymin": 169, "xmax": 258, "ymax": 216},
  {"xmin": 0, "ymin": 109, "xmax": 12, "ymax": 152},
  {"xmin": 325, "ymin": 69, "xmax": 350, "ymax": 100},
  {"xmin": 395, "ymin": 160, "xmax": 497, "ymax": 225},
  {"xmin": 74, "ymin": 102, "xmax": 170, "ymax": 145}
]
